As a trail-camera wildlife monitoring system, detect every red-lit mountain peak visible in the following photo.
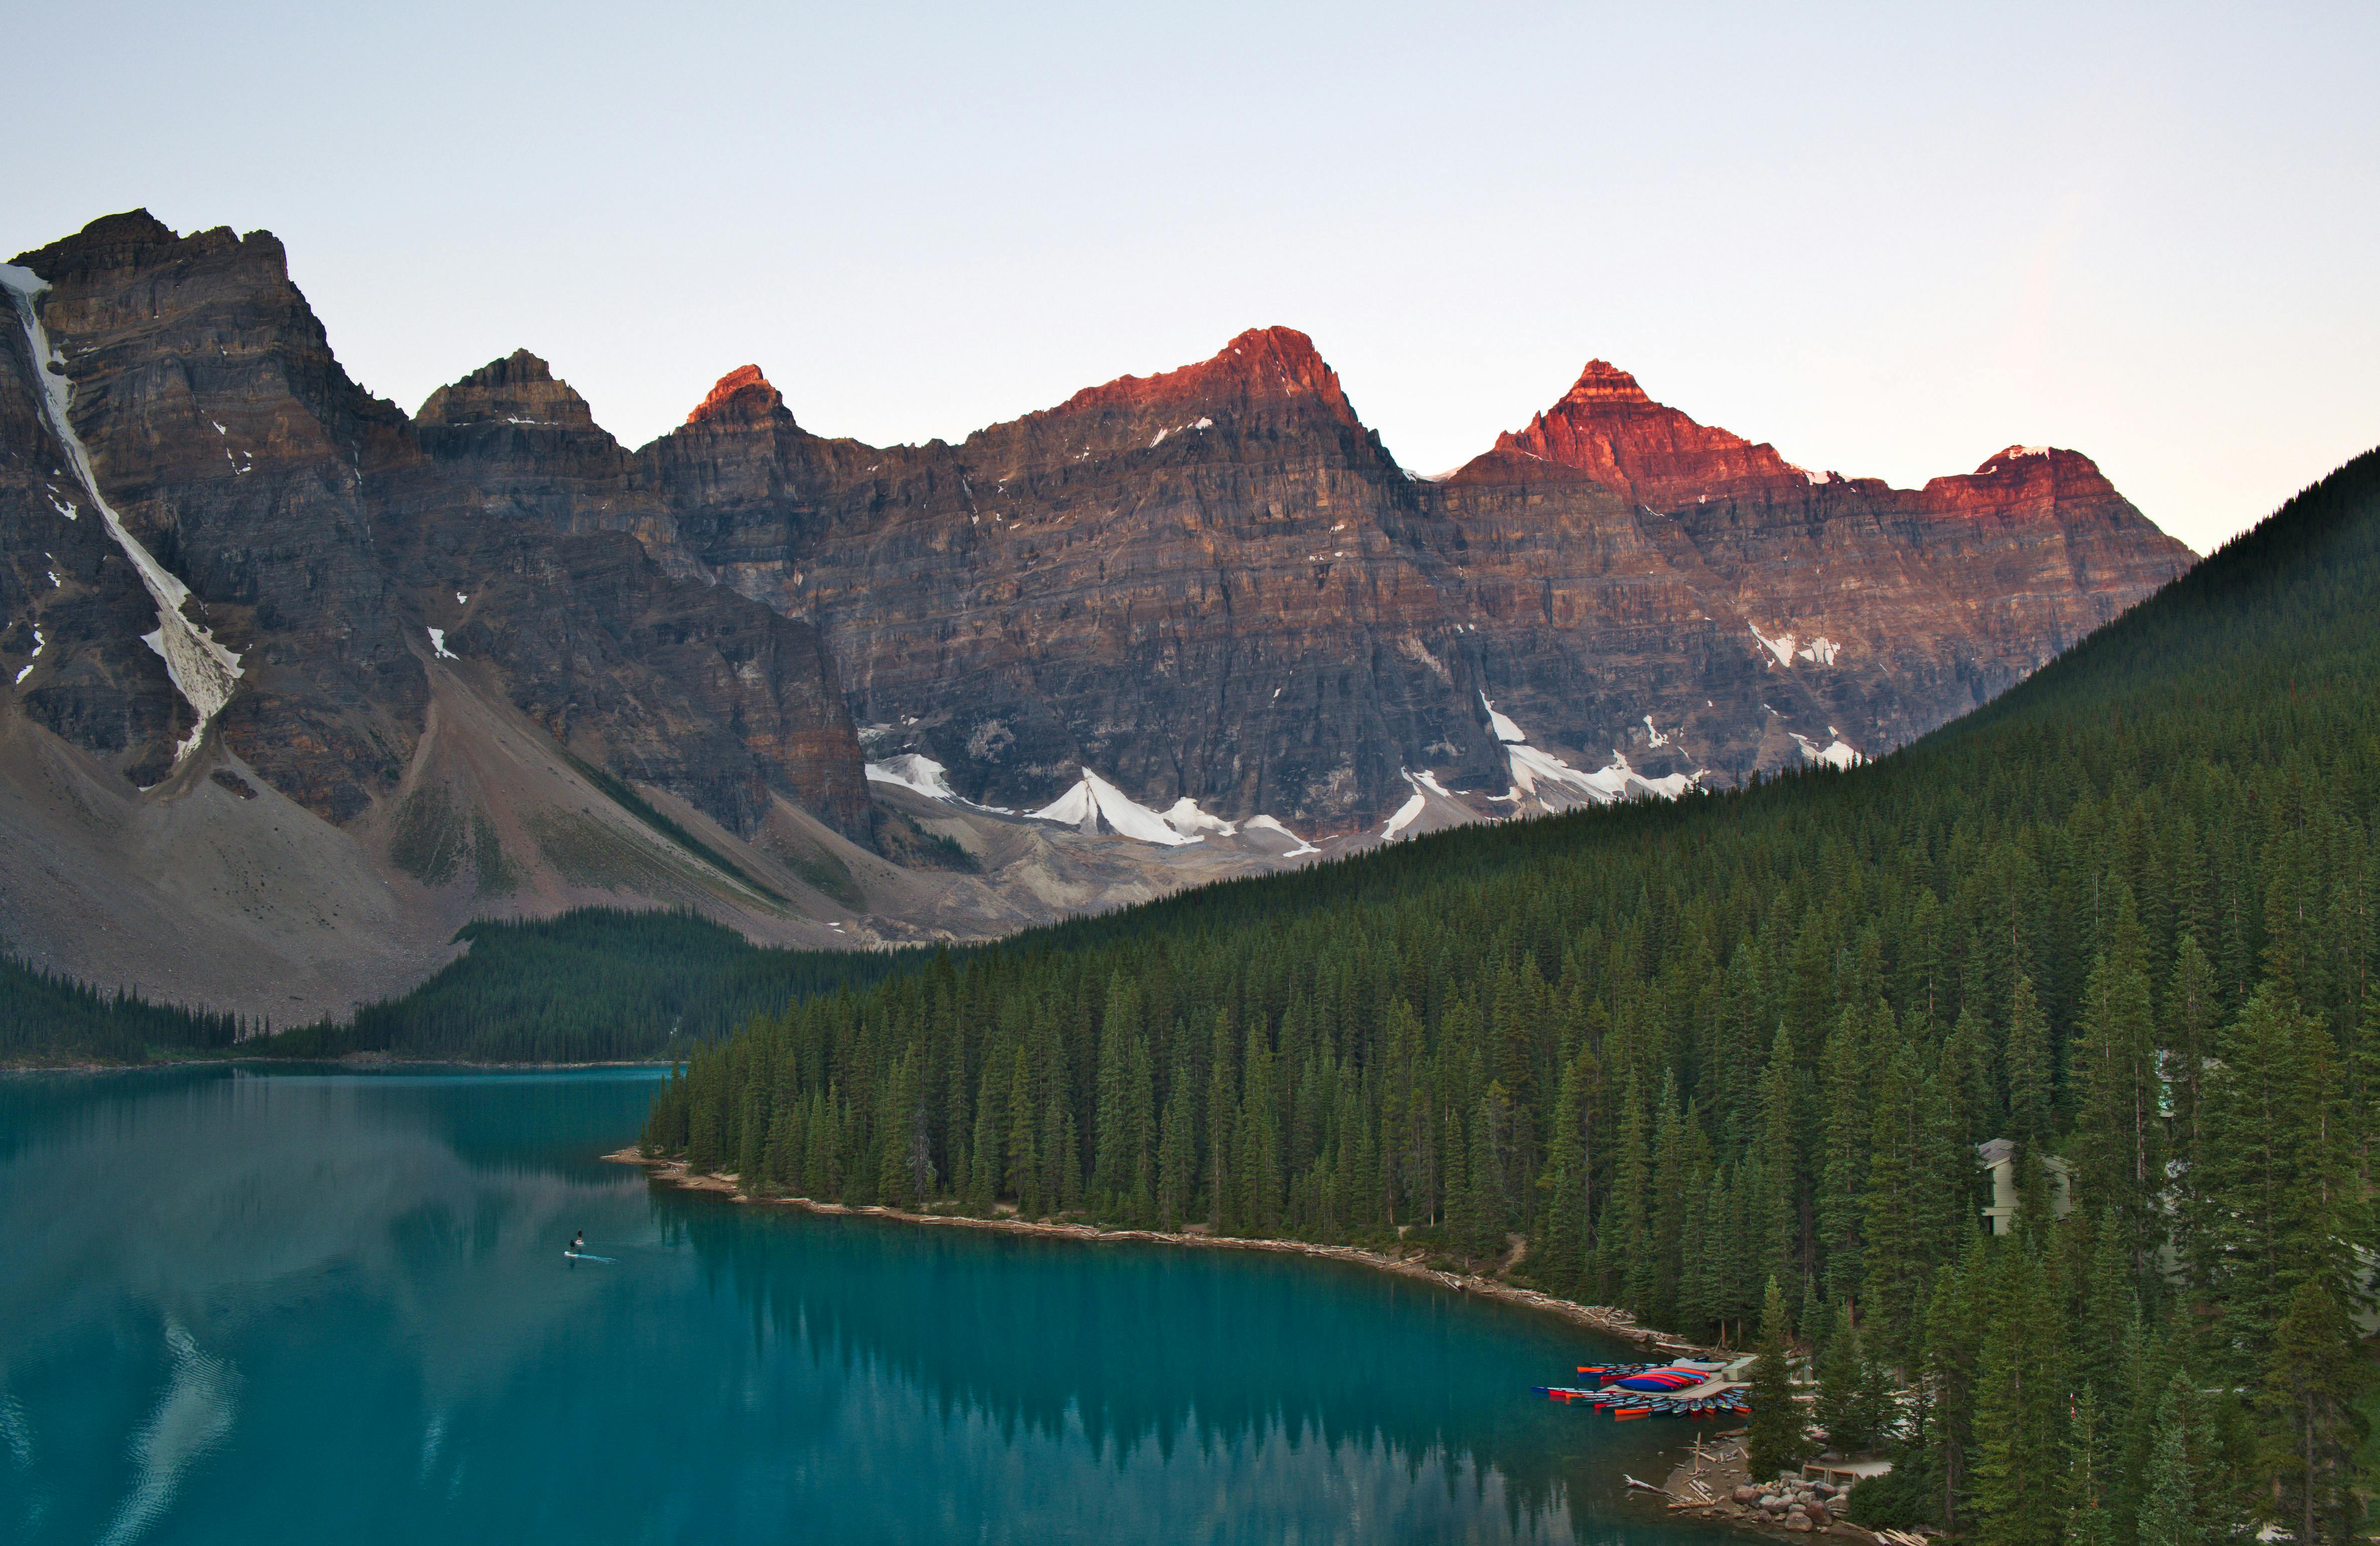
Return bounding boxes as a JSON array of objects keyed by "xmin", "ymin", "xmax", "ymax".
[
  {"xmin": 1463, "ymin": 359, "xmax": 1800, "ymax": 507},
  {"xmin": 686, "ymin": 364, "xmax": 784, "ymax": 427},
  {"xmin": 1051, "ymin": 326, "xmax": 1353, "ymax": 421}
]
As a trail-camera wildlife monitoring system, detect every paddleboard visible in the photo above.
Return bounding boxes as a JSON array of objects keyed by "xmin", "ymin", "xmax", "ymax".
[{"xmin": 562, "ymin": 1251, "xmax": 616, "ymax": 1263}]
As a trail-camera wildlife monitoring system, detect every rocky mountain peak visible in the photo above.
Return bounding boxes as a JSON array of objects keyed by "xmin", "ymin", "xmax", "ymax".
[
  {"xmin": 1050, "ymin": 326, "xmax": 1353, "ymax": 423},
  {"xmin": 686, "ymin": 364, "xmax": 785, "ymax": 426},
  {"xmin": 1464, "ymin": 357, "xmax": 1795, "ymax": 507},
  {"xmin": 1917, "ymin": 443, "xmax": 2135, "ymax": 522},
  {"xmin": 1963, "ymin": 444, "xmax": 2112, "ymax": 486},
  {"xmin": 1554, "ymin": 358, "xmax": 1656, "ymax": 406},
  {"xmin": 12, "ymin": 211, "xmax": 297, "ymax": 296},
  {"xmin": 10, "ymin": 209, "xmax": 179, "ymax": 276},
  {"xmin": 415, "ymin": 350, "xmax": 598, "ymax": 431}
]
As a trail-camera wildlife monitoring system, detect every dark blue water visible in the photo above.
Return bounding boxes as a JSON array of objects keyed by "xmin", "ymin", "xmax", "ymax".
[{"xmin": 0, "ymin": 1066, "xmax": 1719, "ymax": 1543}]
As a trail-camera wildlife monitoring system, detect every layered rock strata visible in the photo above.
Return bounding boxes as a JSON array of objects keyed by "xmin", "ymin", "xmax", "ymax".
[
  {"xmin": 3, "ymin": 212, "xmax": 867, "ymax": 839},
  {"xmin": 417, "ymin": 337, "xmax": 2190, "ymax": 830}
]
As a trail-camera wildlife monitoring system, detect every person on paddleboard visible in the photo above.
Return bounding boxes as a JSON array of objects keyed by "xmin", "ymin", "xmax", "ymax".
[{"xmin": 570, "ymin": 1230, "xmax": 585, "ymax": 1256}]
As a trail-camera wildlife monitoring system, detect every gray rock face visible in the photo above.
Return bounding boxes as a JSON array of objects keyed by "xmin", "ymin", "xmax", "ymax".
[
  {"xmin": 3, "ymin": 212, "xmax": 867, "ymax": 839},
  {"xmin": 419, "ymin": 332, "xmax": 2192, "ymax": 831}
]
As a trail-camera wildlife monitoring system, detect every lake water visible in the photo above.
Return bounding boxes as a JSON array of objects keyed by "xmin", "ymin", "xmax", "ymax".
[{"xmin": 0, "ymin": 1066, "xmax": 1725, "ymax": 1544}]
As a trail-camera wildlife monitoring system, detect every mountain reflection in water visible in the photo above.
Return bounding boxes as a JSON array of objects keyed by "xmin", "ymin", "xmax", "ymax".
[{"xmin": 0, "ymin": 1067, "xmax": 1712, "ymax": 1544}]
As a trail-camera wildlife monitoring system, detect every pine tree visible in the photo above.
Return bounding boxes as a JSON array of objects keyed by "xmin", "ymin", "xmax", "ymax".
[
  {"xmin": 2254, "ymin": 1279, "xmax": 2370, "ymax": 1546},
  {"xmin": 2062, "ymin": 1385, "xmax": 2113, "ymax": 1546},
  {"xmin": 1747, "ymin": 1275, "xmax": 1809, "ymax": 1483},
  {"xmin": 1006, "ymin": 1047, "xmax": 1041, "ymax": 1216},
  {"xmin": 1156, "ymin": 1046, "xmax": 1195, "ymax": 1229},
  {"xmin": 1814, "ymin": 1300, "xmax": 1876, "ymax": 1453},
  {"xmin": 2004, "ymin": 974, "xmax": 2053, "ymax": 1147},
  {"xmin": 2186, "ymin": 986, "xmax": 2356, "ymax": 1375},
  {"xmin": 1817, "ymin": 1008, "xmax": 1872, "ymax": 1305},
  {"xmin": 2165, "ymin": 935, "xmax": 2219, "ymax": 1163},
  {"xmin": 1756, "ymin": 1023, "xmax": 1803, "ymax": 1293},
  {"xmin": 2068, "ymin": 889, "xmax": 2164, "ymax": 1271},
  {"xmin": 1601, "ymin": 1071, "xmax": 1651, "ymax": 1306},
  {"xmin": 965, "ymin": 1062, "xmax": 999, "ymax": 1212},
  {"xmin": 1861, "ymin": 1042, "xmax": 1929, "ymax": 1349},
  {"xmin": 1535, "ymin": 1046, "xmax": 1592, "ymax": 1295},
  {"xmin": 1648, "ymin": 1075, "xmax": 1690, "ymax": 1322},
  {"xmin": 1091, "ymin": 981, "xmax": 1134, "ymax": 1214},
  {"xmin": 1973, "ymin": 1243, "xmax": 2069, "ymax": 1546},
  {"xmin": 2136, "ymin": 1374, "xmax": 2200, "ymax": 1546},
  {"xmin": 1465, "ymin": 1086, "xmax": 1511, "ymax": 1263}
]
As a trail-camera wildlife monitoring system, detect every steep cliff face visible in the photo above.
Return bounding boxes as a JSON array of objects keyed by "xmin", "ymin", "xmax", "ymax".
[
  {"xmin": 493, "ymin": 338, "xmax": 2189, "ymax": 831},
  {"xmin": 1446, "ymin": 361, "xmax": 2196, "ymax": 760},
  {"xmin": 4, "ymin": 212, "xmax": 867, "ymax": 843},
  {"xmin": 627, "ymin": 329, "xmax": 1503, "ymax": 825},
  {"xmin": 0, "ymin": 213, "xmax": 881, "ymax": 1015}
]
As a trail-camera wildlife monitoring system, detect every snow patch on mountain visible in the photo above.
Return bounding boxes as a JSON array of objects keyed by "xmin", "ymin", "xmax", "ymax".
[
  {"xmin": 1241, "ymin": 815, "xmax": 1318, "ymax": 857},
  {"xmin": 1749, "ymin": 625, "xmax": 1796, "ymax": 669},
  {"xmin": 1790, "ymin": 731, "xmax": 1861, "ymax": 769},
  {"xmin": 865, "ymin": 753, "xmax": 958, "ymax": 801},
  {"xmin": 1480, "ymin": 692, "xmax": 1525, "ymax": 743},
  {"xmin": 1483, "ymin": 700, "xmax": 1705, "ymax": 810},
  {"xmin": 1381, "ymin": 790, "xmax": 1426, "ymax": 841},
  {"xmin": 1027, "ymin": 769, "xmax": 1200, "ymax": 845},
  {"xmin": 1160, "ymin": 797, "xmax": 1236, "ymax": 838},
  {"xmin": 4, "ymin": 263, "xmax": 243, "ymax": 767}
]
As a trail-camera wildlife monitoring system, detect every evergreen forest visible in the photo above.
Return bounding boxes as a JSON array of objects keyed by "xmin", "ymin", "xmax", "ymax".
[
  {"xmin": 2, "ymin": 909, "xmax": 924, "ymax": 1064},
  {"xmin": 642, "ymin": 449, "xmax": 2380, "ymax": 1542}
]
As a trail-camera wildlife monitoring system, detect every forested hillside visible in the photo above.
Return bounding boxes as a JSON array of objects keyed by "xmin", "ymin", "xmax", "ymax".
[
  {"xmin": 645, "ymin": 449, "xmax": 2380, "ymax": 1542},
  {"xmin": 0, "ymin": 958, "xmax": 251, "ymax": 1062},
  {"xmin": 2, "ymin": 910, "xmax": 923, "ymax": 1064}
]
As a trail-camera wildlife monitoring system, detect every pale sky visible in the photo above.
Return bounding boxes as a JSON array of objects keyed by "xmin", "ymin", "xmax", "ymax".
[{"xmin": 11, "ymin": 2, "xmax": 2376, "ymax": 555}]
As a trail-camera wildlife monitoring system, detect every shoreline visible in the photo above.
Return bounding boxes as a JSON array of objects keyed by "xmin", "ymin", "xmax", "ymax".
[
  {"xmin": 607, "ymin": 1147, "xmax": 1717, "ymax": 1356},
  {"xmin": 1, "ymin": 1054, "xmax": 672, "ymax": 1075}
]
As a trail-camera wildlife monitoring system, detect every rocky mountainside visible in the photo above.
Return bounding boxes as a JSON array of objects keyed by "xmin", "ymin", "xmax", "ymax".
[
  {"xmin": 424, "ymin": 331, "xmax": 2190, "ymax": 834},
  {"xmin": 0, "ymin": 214, "xmax": 880, "ymax": 1017},
  {"xmin": 0, "ymin": 211, "xmax": 2195, "ymax": 1018}
]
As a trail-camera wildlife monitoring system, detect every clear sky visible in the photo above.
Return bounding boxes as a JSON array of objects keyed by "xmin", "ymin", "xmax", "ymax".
[{"xmin": 12, "ymin": 2, "xmax": 2375, "ymax": 554}]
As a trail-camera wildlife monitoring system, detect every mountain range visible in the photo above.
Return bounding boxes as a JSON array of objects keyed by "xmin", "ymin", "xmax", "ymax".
[{"xmin": 0, "ymin": 211, "xmax": 2191, "ymax": 1019}]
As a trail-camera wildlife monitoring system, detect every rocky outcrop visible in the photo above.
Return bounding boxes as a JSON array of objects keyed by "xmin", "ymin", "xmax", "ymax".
[
  {"xmin": 4, "ymin": 212, "xmax": 868, "ymax": 842},
  {"xmin": 621, "ymin": 329, "xmax": 1497, "ymax": 825},
  {"xmin": 1476, "ymin": 358, "xmax": 1807, "ymax": 510}
]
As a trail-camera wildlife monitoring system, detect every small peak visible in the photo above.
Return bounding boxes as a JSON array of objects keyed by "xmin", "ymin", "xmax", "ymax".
[
  {"xmin": 1971, "ymin": 445, "xmax": 2098, "ymax": 478},
  {"xmin": 1051, "ymin": 326, "xmax": 1350, "ymax": 420},
  {"xmin": 13, "ymin": 209, "xmax": 183, "ymax": 277},
  {"xmin": 1222, "ymin": 324, "xmax": 1325, "ymax": 366},
  {"xmin": 1557, "ymin": 359, "xmax": 1653, "ymax": 407},
  {"xmin": 415, "ymin": 349, "xmax": 596, "ymax": 429},
  {"xmin": 687, "ymin": 364, "xmax": 783, "ymax": 426},
  {"xmin": 462, "ymin": 350, "xmax": 556, "ymax": 389}
]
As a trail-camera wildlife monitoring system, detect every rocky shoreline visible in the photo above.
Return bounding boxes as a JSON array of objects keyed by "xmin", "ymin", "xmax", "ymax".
[
  {"xmin": 1654, "ymin": 1434, "xmax": 1889, "ymax": 1539},
  {"xmin": 606, "ymin": 1148, "xmax": 1716, "ymax": 1356}
]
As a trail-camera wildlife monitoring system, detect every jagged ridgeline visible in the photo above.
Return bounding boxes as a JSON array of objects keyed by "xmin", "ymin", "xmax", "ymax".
[
  {"xmin": 644, "ymin": 450, "xmax": 2380, "ymax": 1527},
  {"xmin": 2, "ymin": 909, "xmax": 926, "ymax": 1064}
]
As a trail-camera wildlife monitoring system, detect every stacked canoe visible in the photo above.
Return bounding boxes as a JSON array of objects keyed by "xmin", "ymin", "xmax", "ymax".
[{"xmin": 1533, "ymin": 1360, "xmax": 1750, "ymax": 1420}]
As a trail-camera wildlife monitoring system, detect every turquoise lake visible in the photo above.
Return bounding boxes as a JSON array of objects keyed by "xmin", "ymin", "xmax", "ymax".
[{"xmin": 0, "ymin": 1065, "xmax": 1726, "ymax": 1543}]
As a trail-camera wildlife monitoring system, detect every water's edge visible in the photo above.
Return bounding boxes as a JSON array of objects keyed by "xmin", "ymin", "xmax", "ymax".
[
  {"xmin": 621, "ymin": 1149, "xmax": 1813, "ymax": 1539},
  {"xmin": 611, "ymin": 1148, "xmax": 1717, "ymax": 1353}
]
